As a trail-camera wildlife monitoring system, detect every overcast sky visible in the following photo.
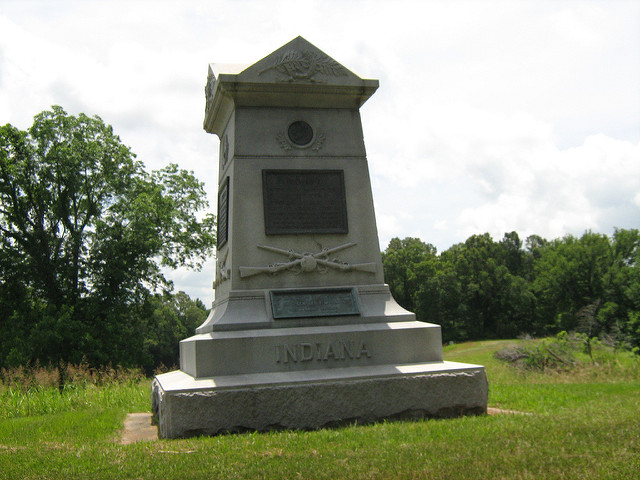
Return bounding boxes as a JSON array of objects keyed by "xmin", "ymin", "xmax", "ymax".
[{"xmin": 1, "ymin": 0, "xmax": 639, "ymax": 304}]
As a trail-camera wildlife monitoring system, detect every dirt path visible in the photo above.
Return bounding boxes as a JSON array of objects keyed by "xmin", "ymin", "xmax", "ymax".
[
  {"xmin": 120, "ymin": 413, "xmax": 158, "ymax": 444},
  {"xmin": 487, "ymin": 407, "xmax": 532, "ymax": 416}
]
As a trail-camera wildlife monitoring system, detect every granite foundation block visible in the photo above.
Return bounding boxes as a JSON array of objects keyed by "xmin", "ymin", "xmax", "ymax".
[{"xmin": 152, "ymin": 362, "xmax": 488, "ymax": 438}]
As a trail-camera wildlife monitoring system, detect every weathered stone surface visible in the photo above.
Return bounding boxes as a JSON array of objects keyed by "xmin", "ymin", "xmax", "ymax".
[
  {"xmin": 195, "ymin": 284, "xmax": 414, "ymax": 333},
  {"xmin": 153, "ymin": 362, "xmax": 488, "ymax": 438},
  {"xmin": 181, "ymin": 321, "xmax": 443, "ymax": 377},
  {"xmin": 153, "ymin": 37, "xmax": 488, "ymax": 438}
]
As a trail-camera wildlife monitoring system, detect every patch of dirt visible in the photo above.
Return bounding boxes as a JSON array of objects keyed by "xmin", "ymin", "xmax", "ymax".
[
  {"xmin": 0, "ymin": 444, "xmax": 27, "ymax": 452},
  {"xmin": 120, "ymin": 413, "xmax": 158, "ymax": 444},
  {"xmin": 487, "ymin": 407, "xmax": 532, "ymax": 416}
]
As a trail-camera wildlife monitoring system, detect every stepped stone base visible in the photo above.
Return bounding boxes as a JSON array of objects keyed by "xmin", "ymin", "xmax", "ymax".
[
  {"xmin": 179, "ymin": 321, "xmax": 443, "ymax": 378},
  {"xmin": 152, "ymin": 361, "xmax": 488, "ymax": 439}
]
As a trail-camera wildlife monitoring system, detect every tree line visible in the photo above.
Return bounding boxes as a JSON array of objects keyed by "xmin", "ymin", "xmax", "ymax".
[
  {"xmin": 2, "ymin": 107, "xmax": 638, "ymax": 374},
  {"xmin": 0, "ymin": 107, "xmax": 216, "ymax": 373},
  {"xmin": 382, "ymin": 230, "xmax": 640, "ymax": 350}
]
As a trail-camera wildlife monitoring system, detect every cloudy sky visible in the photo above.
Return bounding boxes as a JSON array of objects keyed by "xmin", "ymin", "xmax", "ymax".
[{"xmin": 1, "ymin": 0, "xmax": 639, "ymax": 304}]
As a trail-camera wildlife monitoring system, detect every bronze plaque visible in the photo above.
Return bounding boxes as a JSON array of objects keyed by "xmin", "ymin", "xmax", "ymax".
[
  {"xmin": 262, "ymin": 170, "xmax": 348, "ymax": 235},
  {"xmin": 217, "ymin": 177, "xmax": 229, "ymax": 248},
  {"xmin": 270, "ymin": 288, "xmax": 360, "ymax": 319}
]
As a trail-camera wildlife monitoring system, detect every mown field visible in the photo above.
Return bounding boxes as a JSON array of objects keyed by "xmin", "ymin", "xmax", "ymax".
[{"xmin": 0, "ymin": 338, "xmax": 638, "ymax": 479}]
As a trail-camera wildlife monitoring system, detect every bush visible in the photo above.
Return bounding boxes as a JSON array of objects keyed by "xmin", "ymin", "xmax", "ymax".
[{"xmin": 493, "ymin": 331, "xmax": 610, "ymax": 371}]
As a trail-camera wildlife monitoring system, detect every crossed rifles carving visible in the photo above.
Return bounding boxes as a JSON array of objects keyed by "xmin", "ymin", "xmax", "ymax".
[{"xmin": 239, "ymin": 242, "xmax": 376, "ymax": 278}]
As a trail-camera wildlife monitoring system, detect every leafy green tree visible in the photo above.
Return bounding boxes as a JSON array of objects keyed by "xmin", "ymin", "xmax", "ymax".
[
  {"xmin": 414, "ymin": 249, "xmax": 466, "ymax": 340},
  {"xmin": 382, "ymin": 229, "xmax": 639, "ymax": 349},
  {"xmin": 139, "ymin": 291, "xmax": 209, "ymax": 372},
  {"xmin": 0, "ymin": 106, "xmax": 215, "ymax": 368},
  {"xmin": 428, "ymin": 234, "xmax": 533, "ymax": 340},
  {"xmin": 604, "ymin": 229, "xmax": 640, "ymax": 349},
  {"xmin": 382, "ymin": 237, "xmax": 437, "ymax": 312},
  {"xmin": 525, "ymin": 234, "xmax": 548, "ymax": 259},
  {"xmin": 532, "ymin": 232, "xmax": 612, "ymax": 334},
  {"xmin": 499, "ymin": 231, "xmax": 529, "ymax": 278},
  {"xmin": 383, "ymin": 234, "xmax": 534, "ymax": 341}
]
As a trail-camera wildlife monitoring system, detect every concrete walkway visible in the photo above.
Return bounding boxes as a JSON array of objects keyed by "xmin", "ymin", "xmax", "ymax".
[{"xmin": 120, "ymin": 413, "xmax": 158, "ymax": 444}]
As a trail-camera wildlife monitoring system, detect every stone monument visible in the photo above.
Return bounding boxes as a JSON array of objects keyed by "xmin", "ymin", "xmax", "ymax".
[{"xmin": 152, "ymin": 37, "xmax": 487, "ymax": 438}]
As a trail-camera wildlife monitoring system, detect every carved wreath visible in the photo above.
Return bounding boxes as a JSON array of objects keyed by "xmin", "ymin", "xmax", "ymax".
[
  {"xmin": 259, "ymin": 51, "xmax": 348, "ymax": 82},
  {"xmin": 277, "ymin": 131, "xmax": 325, "ymax": 151}
]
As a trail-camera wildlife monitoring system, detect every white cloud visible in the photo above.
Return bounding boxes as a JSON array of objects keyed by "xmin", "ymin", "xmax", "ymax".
[
  {"xmin": 409, "ymin": 131, "xmax": 640, "ymax": 247},
  {"xmin": 165, "ymin": 258, "xmax": 217, "ymax": 307}
]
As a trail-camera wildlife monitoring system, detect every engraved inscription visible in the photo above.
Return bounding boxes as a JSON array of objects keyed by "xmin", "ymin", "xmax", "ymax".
[
  {"xmin": 217, "ymin": 177, "xmax": 229, "ymax": 248},
  {"xmin": 270, "ymin": 288, "xmax": 359, "ymax": 319},
  {"xmin": 262, "ymin": 170, "xmax": 347, "ymax": 235},
  {"xmin": 275, "ymin": 340, "xmax": 372, "ymax": 363}
]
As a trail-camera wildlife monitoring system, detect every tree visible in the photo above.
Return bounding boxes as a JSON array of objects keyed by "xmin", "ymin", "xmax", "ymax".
[
  {"xmin": 423, "ymin": 234, "xmax": 533, "ymax": 340},
  {"xmin": 0, "ymin": 106, "xmax": 215, "ymax": 368},
  {"xmin": 382, "ymin": 237, "xmax": 437, "ymax": 312},
  {"xmin": 604, "ymin": 228, "xmax": 640, "ymax": 349},
  {"xmin": 532, "ymin": 232, "xmax": 612, "ymax": 334},
  {"xmin": 499, "ymin": 231, "xmax": 529, "ymax": 278},
  {"xmin": 382, "ymin": 229, "xmax": 640, "ymax": 349},
  {"xmin": 138, "ymin": 291, "xmax": 209, "ymax": 372}
]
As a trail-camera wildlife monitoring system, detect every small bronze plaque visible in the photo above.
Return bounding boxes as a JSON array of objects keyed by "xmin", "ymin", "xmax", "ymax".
[
  {"xmin": 263, "ymin": 170, "xmax": 348, "ymax": 235},
  {"xmin": 217, "ymin": 177, "xmax": 229, "ymax": 248},
  {"xmin": 270, "ymin": 288, "xmax": 360, "ymax": 319}
]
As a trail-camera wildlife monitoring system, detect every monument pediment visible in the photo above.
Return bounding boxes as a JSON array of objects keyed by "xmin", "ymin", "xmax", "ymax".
[
  {"xmin": 238, "ymin": 36, "xmax": 363, "ymax": 85},
  {"xmin": 204, "ymin": 37, "xmax": 378, "ymax": 133}
]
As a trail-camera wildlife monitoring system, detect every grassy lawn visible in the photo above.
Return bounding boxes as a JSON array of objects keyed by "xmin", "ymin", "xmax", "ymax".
[{"xmin": 1, "ymin": 339, "xmax": 638, "ymax": 479}]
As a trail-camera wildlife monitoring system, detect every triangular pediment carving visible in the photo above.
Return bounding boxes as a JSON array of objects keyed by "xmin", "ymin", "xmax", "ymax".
[
  {"xmin": 237, "ymin": 36, "xmax": 363, "ymax": 85},
  {"xmin": 204, "ymin": 37, "xmax": 378, "ymax": 133}
]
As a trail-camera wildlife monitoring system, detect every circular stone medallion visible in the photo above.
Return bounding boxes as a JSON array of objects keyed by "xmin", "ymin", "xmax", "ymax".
[{"xmin": 287, "ymin": 121, "xmax": 314, "ymax": 146}]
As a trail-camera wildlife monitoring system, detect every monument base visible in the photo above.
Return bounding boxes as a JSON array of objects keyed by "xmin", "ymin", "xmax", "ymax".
[{"xmin": 152, "ymin": 361, "xmax": 488, "ymax": 439}]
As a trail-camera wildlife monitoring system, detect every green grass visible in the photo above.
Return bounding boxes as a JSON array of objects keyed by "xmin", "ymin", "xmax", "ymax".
[
  {"xmin": 0, "ymin": 382, "xmax": 149, "ymax": 420},
  {"xmin": 0, "ymin": 340, "xmax": 638, "ymax": 479}
]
